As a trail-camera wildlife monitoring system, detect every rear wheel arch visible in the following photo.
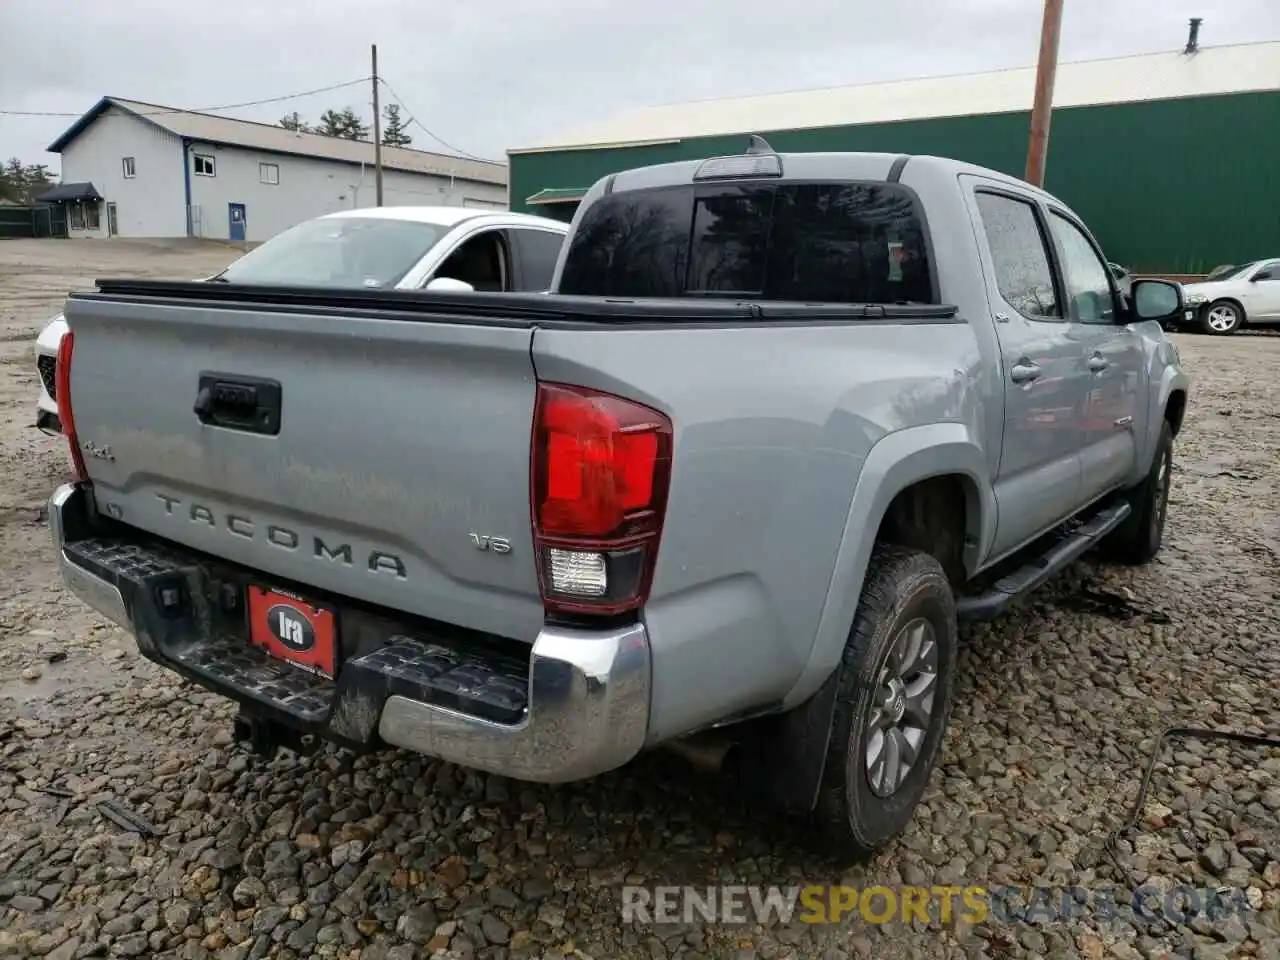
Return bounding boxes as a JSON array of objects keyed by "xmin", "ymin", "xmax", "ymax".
[
  {"xmin": 875, "ymin": 473, "xmax": 982, "ymax": 586},
  {"xmin": 800, "ymin": 429, "xmax": 993, "ymax": 697},
  {"xmin": 735, "ymin": 436, "xmax": 990, "ymax": 817}
]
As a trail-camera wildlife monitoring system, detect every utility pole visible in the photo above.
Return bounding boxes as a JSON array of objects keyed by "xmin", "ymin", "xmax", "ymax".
[
  {"xmin": 371, "ymin": 44, "xmax": 384, "ymax": 206},
  {"xmin": 1024, "ymin": 0, "xmax": 1064, "ymax": 188}
]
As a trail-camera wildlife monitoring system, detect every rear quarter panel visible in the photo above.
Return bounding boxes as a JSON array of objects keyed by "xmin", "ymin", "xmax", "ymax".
[{"xmin": 532, "ymin": 317, "xmax": 989, "ymax": 742}]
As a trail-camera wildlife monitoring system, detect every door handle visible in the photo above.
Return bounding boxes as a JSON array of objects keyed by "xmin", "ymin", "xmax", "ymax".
[
  {"xmin": 194, "ymin": 373, "xmax": 282, "ymax": 435},
  {"xmin": 1087, "ymin": 353, "xmax": 1108, "ymax": 373},
  {"xmin": 1010, "ymin": 360, "xmax": 1042, "ymax": 384}
]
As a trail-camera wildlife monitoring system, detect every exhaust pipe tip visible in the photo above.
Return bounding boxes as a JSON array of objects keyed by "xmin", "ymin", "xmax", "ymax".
[{"xmin": 663, "ymin": 732, "xmax": 735, "ymax": 773}]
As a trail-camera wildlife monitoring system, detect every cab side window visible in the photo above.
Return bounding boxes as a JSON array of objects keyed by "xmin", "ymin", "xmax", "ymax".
[
  {"xmin": 1048, "ymin": 212, "xmax": 1117, "ymax": 324},
  {"xmin": 974, "ymin": 192, "xmax": 1060, "ymax": 320}
]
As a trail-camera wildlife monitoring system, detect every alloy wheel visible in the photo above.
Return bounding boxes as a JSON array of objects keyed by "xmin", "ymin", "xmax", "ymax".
[
  {"xmin": 864, "ymin": 617, "xmax": 938, "ymax": 798},
  {"xmin": 1206, "ymin": 305, "xmax": 1239, "ymax": 333}
]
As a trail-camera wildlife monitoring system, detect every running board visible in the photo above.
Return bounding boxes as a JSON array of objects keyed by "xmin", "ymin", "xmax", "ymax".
[{"xmin": 956, "ymin": 501, "xmax": 1131, "ymax": 621}]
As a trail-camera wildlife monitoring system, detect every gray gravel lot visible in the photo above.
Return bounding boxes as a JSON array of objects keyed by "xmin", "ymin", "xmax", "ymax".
[{"xmin": 0, "ymin": 238, "xmax": 1277, "ymax": 960}]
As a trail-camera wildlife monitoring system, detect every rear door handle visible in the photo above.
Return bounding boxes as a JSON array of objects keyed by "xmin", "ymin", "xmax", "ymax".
[
  {"xmin": 1087, "ymin": 353, "xmax": 1108, "ymax": 373},
  {"xmin": 1010, "ymin": 361, "xmax": 1042, "ymax": 384}
]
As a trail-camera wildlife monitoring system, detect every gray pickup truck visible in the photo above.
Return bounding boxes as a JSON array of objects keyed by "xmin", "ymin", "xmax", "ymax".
[{"xmin": 50, "ymin": 142, "xmax": 1189, "ymax": 858}]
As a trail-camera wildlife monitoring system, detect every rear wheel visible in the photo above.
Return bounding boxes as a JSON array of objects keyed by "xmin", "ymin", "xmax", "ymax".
[
  {"xmin": 815, "ymin": 546, "xmax": 957, "ymax": 860},
  {"xmin": 1201, "ymin": 300, "xmax": 1243, "ymax": 335}
]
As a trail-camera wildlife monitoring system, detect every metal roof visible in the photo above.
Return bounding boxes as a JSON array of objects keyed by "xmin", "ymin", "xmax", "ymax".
[
  {"xmin": 512, "ymin": 41, "xmax": 1280, "ymax": 154},
  {"xmin": 49, "ymin": 97, "xmax": 507, "ymax": 187},
  {"xmin": 525, "ymin": 187, "xmax": 589, "ymax": 205},
  {"xmin": 34, "ymin": 181, "xmax": 103, "ymax": 203}
]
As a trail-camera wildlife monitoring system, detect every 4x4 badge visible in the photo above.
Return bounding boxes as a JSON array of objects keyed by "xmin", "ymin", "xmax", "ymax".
[{"xmin": 82, "ymin": 440, "xmax": 114, "ymax": 461}]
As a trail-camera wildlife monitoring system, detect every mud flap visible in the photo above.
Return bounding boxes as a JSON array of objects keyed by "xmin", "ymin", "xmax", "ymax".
[{"xmin": 735, "ymin": 665, "xmax": 843, "ymax": 814}]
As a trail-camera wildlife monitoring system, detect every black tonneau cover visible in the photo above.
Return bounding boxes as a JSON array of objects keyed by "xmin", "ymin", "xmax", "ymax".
[{"xmin": 82, "ymin": 279, "xmax": 960, "ymax": 328}]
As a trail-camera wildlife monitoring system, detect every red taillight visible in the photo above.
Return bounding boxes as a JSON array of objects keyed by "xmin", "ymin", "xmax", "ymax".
[
  {"xmin": 531, "ymin": 383, "xmax": 672, "ymax": 615},
  {"xmin": 55, "ymin": 331, "xmax": 88, "ymax": 482}
]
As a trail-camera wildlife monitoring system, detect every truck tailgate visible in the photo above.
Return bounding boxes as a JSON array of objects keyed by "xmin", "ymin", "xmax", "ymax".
[{"xmin": 63, "ymin": 293, "xmax": 544, "ymax": 644}]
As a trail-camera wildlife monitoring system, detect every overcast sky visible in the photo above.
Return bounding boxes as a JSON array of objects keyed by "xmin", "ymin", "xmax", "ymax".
[{"xmin": 1, "ymin": 0, "xmax": 1276, "ymax": 173}]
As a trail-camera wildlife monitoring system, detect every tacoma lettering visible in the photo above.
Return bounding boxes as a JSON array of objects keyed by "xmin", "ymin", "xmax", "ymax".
[
  {"xmin": 314, "ymin": 538, "xmax": 352, "ymax": 564},
  {"xmin": 153, "ymin": 493, "xmax": 405, "ymax": 579}
]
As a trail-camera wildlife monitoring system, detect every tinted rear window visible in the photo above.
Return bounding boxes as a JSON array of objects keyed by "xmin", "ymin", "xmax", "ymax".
[{"xmin": 559, "ymin": 181, "xmax": 934, "ymax": 304}]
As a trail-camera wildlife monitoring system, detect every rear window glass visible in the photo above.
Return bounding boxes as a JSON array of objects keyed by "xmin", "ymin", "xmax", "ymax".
[{"xmin": 559, "ymin": 181, "xmax": 934, "ymax": 304}]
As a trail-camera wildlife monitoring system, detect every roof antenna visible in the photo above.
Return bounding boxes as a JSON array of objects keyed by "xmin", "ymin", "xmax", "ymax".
[
  {"xmin": 1184, "ymin": 17, "xmax": 1202, "ymax": 54},
  {"xmin": 745, "ymin": 134, "xmax": 775, "ymax": 155}
]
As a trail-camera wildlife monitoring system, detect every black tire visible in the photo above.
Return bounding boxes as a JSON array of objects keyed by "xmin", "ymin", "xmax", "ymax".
[
  {"xmin": 1102, "ymin": 419, "xmax": 1174, "ymax": 565},
  {"xmin": 1200, "ymin": 300, "xmax": 1243, "ymax": 336},
  {"xmin": 815, "ymin": 545, "xmax": 958, "ymax": 860}
]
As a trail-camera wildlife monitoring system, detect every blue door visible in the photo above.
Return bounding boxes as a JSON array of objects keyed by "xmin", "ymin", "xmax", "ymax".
[{"xmin": 228, "ymin": 203, "xmax": 246, "ymax": 242}]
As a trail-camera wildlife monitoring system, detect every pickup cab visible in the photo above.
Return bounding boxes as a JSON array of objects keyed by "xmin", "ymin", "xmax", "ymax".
[{"xmin": 49, "ymin": 143, "xmax": 1189, "ymax": 857}]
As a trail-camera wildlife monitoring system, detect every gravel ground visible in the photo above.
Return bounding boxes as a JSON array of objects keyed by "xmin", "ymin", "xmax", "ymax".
[{"xmin": 1, "ymin": 238, "xmax": 1277, "ymax": 960}]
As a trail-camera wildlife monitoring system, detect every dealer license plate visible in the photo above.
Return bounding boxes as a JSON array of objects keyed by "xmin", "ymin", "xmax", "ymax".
[{"xmin": 247, "ymin": 585, "xmax": 337, "ymax": 678}]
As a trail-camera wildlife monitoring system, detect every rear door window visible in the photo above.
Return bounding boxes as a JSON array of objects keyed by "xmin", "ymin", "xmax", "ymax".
[
  {"xmin": 559, "ymin": 181, "xmax": 935, "ymax": 304},
  {"xmin": 974, "ymin": 192, "xmax": 1061, "ymax": 320}
]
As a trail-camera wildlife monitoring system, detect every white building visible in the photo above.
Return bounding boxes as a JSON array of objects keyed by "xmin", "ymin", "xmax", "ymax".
[{"xmin": 42, "ymin": 97, "xmax": 508, "ymax": 242}]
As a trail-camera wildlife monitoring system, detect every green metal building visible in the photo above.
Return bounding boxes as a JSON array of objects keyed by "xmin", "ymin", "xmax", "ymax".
[{"xmin": 508, "ymin": 39, "xmax": 1279, "ymax": 275}]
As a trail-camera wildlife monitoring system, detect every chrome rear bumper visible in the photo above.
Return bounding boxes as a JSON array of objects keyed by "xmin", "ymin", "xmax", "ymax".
[
  {"xmin": 50, "ymin": 481, "xmax": 651, "ymax": 782},
  {"xmin": 378, "ymin": 622, "xmax": 650, "ymax": 782}
]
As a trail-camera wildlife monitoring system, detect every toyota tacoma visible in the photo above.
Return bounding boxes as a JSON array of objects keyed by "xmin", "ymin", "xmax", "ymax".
[{"xmin": 49, "ymin": 142, "xmax": 1189, "ymax": 856}]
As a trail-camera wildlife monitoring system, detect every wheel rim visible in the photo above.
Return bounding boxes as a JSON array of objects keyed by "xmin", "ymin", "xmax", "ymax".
[
  {"xmin": 1206, "ymin": 306, "xmax": 1237, "ymax": 332},
  {"xmin": 864, "ymin": 617, "xmax": 938, "ymax": 798}
]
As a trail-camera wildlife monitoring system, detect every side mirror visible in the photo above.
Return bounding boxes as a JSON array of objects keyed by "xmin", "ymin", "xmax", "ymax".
[
  {"xmin": 425, "ymin": 276, "xmax": 475, "ymax": 293},
  {"xmin": 1131, "ymin": 279, "xmax": 1184, "ymax": 323}
]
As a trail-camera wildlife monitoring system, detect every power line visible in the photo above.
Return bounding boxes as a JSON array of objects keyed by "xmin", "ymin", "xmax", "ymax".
[
  {"xmin": 0, "ymin": 78, "xmax": 371, "ymax": 119},
  {"xmin": 375, "ymin": 77, "xmax": 502, "ymax": 165}
]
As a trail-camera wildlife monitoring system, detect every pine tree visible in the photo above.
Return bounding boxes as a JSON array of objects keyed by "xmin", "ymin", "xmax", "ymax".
[
  {"xmin": 381, "ymin": 104, "xmax": 412, "ymax": 147},
  {"xmin": 315, "ymin": 107, "xmax": 369, "ymax": 140},
  {"xmin": 24, "ymin": 164, "xmax": 54, "ymax": 193},
  {"xmin": 279, "ymin": 112, "xmax": 310, "ymax": 133},
  {"xmin": 0, "ymin": 159, "xmax": 20, "ymax": 202},
  {"xmin": 0, "ymin": 158, "xmax": 54, "ymax": 202}
]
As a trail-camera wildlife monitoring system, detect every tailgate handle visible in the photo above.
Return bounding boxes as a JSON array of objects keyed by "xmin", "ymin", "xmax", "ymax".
[{"xmin": 194, "ymin": 373, "xmax": 282, "ymax": 435}]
